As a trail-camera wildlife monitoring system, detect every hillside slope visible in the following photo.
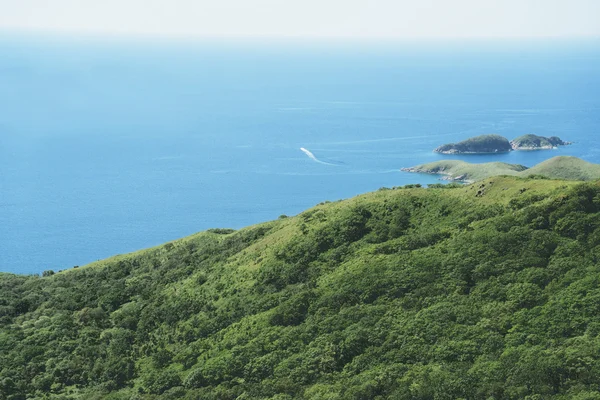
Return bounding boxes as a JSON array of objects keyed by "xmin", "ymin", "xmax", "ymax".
[
  {"xmin": 2, "ymin": 178, "xmax": 600, "ymax": 399},
  {"xmin": 522, "ymin": 156, "xmax": 600, "ymax": 181}
]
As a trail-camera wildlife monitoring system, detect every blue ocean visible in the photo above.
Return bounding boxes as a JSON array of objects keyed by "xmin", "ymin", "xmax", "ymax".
[{"xmin": 1, "ymin": 36, "xmax": 599, "ymax": 274}]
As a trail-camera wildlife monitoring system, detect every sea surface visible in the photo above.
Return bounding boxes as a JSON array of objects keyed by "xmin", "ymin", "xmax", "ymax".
[{"xmin": 1, "ymin": 35, "xmax": 599, "ymax": 274}]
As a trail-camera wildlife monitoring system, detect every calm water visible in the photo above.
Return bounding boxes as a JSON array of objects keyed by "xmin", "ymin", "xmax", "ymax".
[{"xmin": 1, "ymin": 36, "xmax": 599, "ymax": 274}]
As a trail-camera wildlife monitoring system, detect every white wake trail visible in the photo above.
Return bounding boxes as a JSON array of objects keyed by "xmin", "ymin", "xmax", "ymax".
[{"xmin": 300, "ymin": 147, "xmax": 338, "ymax": 166}]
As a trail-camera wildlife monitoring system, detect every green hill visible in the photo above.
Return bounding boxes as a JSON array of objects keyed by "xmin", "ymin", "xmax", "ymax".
[
  {"xmin": 511, "ymin": 134, "xmax": 571, "ymax": 150},
  {"xmin": 402, "ymin": 160, "xmax": 527, "ymax": 182},
  {"xmin": 522, "ymin": 156, "xmax": 600, "ymax": 181},
  {"xmin": 3, "ymin": 177, "xmax": 600, "ymax": 399},
  {"xmin": 404, "ymin": 156, "xmax": 600, "ymax": 183},
  {"xmin": 434, "ymin": 134, "xmax": 513, "ymax": 154}
]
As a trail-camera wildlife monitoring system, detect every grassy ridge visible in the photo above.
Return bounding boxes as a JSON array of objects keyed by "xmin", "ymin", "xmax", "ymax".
[
  {"xmin": 402, "ymin": 160, "xmax": 527, "ymax": 182},
  {"xmin": 522, "ymin": 156, "xmax": 600, "ymax": 181},
  {"xmin": 404, "ymin": 156, "xmax": 600, "ymax": 183},
  {"xmin": 2, "ymin": 177, "xmax": 600, "ymax": 399}
]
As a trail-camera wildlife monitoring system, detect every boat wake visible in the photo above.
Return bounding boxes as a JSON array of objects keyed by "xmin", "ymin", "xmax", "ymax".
[{"xmin": 300, "ymin": 147, "xmax": 343, "ymax": 166}]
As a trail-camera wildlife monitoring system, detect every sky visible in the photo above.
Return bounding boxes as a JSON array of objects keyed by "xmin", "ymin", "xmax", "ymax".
[{"xmin": 0, "ymin": 0, "xmax": 599, "ymax": 39}]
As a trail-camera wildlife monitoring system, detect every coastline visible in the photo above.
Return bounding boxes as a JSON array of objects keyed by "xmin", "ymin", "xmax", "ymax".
[{"xmin": 400, "ymin": 166, "xmax": 473, "ymax": 183}]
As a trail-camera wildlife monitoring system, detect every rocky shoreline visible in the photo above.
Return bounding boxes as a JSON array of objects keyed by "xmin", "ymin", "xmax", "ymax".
[{"xmin": 400, "ymin": 166, "xmax": 472, "ymax": 183}]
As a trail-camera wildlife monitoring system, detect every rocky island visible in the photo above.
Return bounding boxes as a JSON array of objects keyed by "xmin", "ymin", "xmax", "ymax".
[
  {"xmin": 434, "ymin": 134, "xmax": 571, "ymax": 154},
  {"xmin": 510, "ymin": 134, "xmax": 572, "ymax": 150},
  {"xmin": 433, "ymin": 134, "xmax": 512, "ymax": 154}
]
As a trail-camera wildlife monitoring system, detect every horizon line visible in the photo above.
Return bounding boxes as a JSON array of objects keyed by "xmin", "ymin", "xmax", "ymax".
[{"xmin": 2, "ymin": 27, "xmax": 600, "ymax": 43}]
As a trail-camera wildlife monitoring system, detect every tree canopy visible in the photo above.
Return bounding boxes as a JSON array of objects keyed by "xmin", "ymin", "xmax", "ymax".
[{"xmin": 1, "ymin": 177, "xmax": 600, "ymax": 399}]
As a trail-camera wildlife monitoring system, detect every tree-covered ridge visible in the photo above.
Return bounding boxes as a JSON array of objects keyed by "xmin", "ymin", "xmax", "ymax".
[
  {"xmin": 433, "ymin": 134, "xmax": 513, "ymax": 154},
  {"xmin": 2, "ymin": 177, "xmax": 600, "ymax": 399}
]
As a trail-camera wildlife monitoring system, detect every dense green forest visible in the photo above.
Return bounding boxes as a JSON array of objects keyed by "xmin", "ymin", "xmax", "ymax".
[{"xmin": 3, "ymin": 176, "xmax": 600, "ymax": 399}]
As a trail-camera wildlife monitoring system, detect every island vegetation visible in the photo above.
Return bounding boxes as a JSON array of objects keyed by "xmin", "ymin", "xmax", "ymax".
[
  {"xmin": 511, "ymin": 134, "xmax": 571, "ymax": 150},
  {"xmin": 434, "ymin": 134, "xmax": 571, "ymax": 154},
  {"xmin": 403, "ymin": 156, "xmax": 600, "ymax": 183},
  {"xmin": 433, "ymin": 134, "xmax": 512, "ymax": 154},
  {"xmin": 2, "ymin": 176, "xmax": 600, "ymax": 399}
]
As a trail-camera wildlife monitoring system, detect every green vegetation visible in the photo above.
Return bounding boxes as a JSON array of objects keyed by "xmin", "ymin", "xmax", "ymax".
[
  {"xmin": 435, "ymin": 134, "xmax": 571, "ymax": 154},
  {"xmin": 404, "ymin": 156, "xmax": 600, "ymax": 183},
  {"xmin": 3, "ymin": 177, "xmax": 600, "ymax": 399},
  {"xmin": 522, "ymin": 156, "xmax": 600, "ymax": 181},
  {"xmin": 402, "ymin": 160, "xmax": 527, "ymax": 182},
  {"xmin": 434, "ymin": 134, "xmax": 512, "ymax": 154},
  {"xmin": 511, "ymin": 134, "xmax": 570, "ymax": 150}
]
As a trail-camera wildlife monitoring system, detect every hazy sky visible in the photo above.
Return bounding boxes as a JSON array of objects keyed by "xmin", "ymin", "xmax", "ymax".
[{"xmin": 1, "ymin": 0, "xmax": 599, "ymax": 39}]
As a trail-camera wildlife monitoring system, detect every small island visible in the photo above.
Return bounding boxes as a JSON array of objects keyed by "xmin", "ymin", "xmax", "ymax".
[
  {"xmin": 434, "ymin": 134, "xmax": 571, "ymax": 154},
  {"xmin": 402, "ymin": 156, "xmax": 600, "ymax": 183},
  {"xmin": 434, "ymin": 134, "xmax": 513, "ymax": 154},
  {"xmin": 511, "ymin": 134, "xmax": 572, "ymax": 150}
]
